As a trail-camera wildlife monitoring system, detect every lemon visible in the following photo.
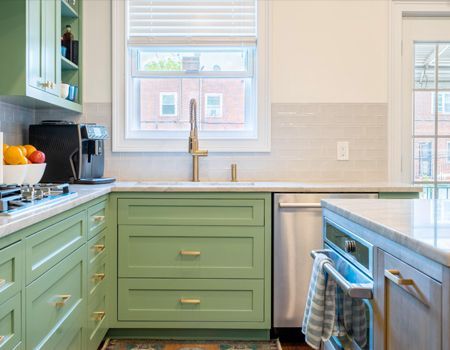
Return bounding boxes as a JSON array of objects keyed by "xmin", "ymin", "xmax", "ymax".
[{"xmin": 4, "ymin": 146, "xmax": 27, "ymax": 165}]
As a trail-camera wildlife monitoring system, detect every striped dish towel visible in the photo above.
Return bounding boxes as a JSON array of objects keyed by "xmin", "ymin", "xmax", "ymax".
[{"xmin": 302, "ymin": 253, "xmax": 337, "ymax": 350}]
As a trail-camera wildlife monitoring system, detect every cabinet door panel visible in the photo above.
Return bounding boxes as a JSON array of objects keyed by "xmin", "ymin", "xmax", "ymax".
[
  {"xmin": 376, "ymin": 250, "xmax": 442, "ymax": 350},
  {"xmin": 28, "ymin": 0, "xmax": 45, "ymax": 90},
  {"xmin": 43, "ymin": 0, "xmax": 60, "ymax": 96}
]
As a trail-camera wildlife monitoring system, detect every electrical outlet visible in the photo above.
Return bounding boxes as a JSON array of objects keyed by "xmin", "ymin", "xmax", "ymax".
[{"xmin": 337, "ymin": 141, "xmax": 349, "ymax": 161}]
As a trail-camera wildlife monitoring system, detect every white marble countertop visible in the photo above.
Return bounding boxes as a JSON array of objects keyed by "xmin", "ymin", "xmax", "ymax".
[
  {"xmin": 0, "ymin": 181, "xmax": 421, "ymax": 240},
  {"xmin": 322, "ymin": 199, "xmax": 450, "ymax": 267}
]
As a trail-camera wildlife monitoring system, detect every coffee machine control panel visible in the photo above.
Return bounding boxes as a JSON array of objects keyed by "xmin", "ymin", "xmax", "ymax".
[{"xmin": 82, "ymin": 124, "xmax": 108, "ymax": 140}]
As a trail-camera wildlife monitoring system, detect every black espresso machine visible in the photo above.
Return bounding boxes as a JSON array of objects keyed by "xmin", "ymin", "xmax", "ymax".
[{"xmin": 29, "ymin": 121, "xmax": 115, "ymax": 184}]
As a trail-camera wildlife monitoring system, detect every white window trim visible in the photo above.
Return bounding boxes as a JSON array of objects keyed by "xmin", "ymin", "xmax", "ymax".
[
  {"xmin": 205, "ymin": 93, "xmax": 223, "ymax": 118},
  {"xmin": 388, "ymin": 1, "xmax": 450, "ymax": 182},
  {"xmin": 160, "ymin": 92, "xmax": 178, "ymax": 117},
  {"xmin": 112, "ymin": 1, "xmax": 271, "ymax": 153}
]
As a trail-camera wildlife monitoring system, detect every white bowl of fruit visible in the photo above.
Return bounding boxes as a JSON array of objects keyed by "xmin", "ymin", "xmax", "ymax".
[{"xmin": 3, "ymin": 144, "xmax": 46, "ymax": 185}]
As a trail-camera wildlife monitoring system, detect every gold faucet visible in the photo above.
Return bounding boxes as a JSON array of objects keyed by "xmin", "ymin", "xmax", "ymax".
[{"xmin": 188, "ymin": 98, "xmax": 208, "ymax": 182}]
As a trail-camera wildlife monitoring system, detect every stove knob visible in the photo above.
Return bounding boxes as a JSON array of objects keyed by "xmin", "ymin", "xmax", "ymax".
[{"xmin": 344, "ymin": 240, "xmax": 357, "ymax": 253}]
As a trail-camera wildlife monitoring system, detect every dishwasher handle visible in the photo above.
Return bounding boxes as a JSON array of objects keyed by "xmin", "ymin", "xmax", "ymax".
[
  {"xmin": 311, "ymin": 249, "xmax": 373, "ymax": 299},
  {"xmin": 279, "ymin": 202, "xmax": 321, "ymax": 209}
]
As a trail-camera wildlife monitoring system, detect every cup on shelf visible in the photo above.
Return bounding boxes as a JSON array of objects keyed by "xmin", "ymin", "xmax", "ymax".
[
  {"xmin": 60, "ymin": 83, "xmax": 70, "ymax": 99},
  {"xmin": 67, "ymin": 85, "xmax": 78, "ymax": 102}
]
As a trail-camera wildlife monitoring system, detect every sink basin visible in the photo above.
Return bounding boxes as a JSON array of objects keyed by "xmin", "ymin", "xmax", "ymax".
[{"xmin": 141, "ymin": 181, "xmax": 256, "ymax": 186}]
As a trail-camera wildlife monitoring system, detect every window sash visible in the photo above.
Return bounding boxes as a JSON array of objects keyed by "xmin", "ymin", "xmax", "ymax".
[{"xmin": 129, "ymin": 47, "xmax": 255, "ymax": 78}]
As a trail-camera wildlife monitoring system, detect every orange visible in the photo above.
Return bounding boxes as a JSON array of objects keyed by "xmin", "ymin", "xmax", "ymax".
[
  {"xmin": 4, "ymin": 146, "xmax": 27, "ymax": 165},
  {"xmin": 3, "ymin": 144, "xmax": 9, "ymax": 155},
  {"xmin": 24, "ymin": 145, "xmax": 37, "ymax": 157},
  {"xmin": 18, "ymin": 145, "xmax": 27, "ymax": 156}
]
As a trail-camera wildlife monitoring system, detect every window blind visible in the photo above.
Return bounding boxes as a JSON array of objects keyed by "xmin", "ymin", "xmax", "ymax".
[{"xmin": 127, "ymin": 0, "xmax": 257, "ymax": 42}]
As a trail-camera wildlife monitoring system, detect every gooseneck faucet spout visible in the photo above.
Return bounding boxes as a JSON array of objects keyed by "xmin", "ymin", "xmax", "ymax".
[{"xmin": 188, "ymin": 98, "xmax": 208, "ymax": 182}]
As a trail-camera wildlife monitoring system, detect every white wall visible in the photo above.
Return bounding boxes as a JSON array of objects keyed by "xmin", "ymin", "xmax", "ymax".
[{"xmin": 82, "ymin": 0, "xmax": 390, "ymax": 104}]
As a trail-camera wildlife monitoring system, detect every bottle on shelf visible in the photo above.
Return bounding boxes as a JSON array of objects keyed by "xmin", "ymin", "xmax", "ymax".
[{"xmin": 61, "ymin": 25, "xmax": 74, "ymax": 60}]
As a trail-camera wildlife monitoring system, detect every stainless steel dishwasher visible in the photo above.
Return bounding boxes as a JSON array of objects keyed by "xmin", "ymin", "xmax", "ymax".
[{"xmin": 273, "ymin": 192, "xmax": 378, "ymax": 329}]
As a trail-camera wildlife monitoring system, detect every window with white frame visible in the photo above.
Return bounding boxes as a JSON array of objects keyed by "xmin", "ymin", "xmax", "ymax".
[
  {"xmin": 160, "ymin": 93, "xmax": 177, "ymax": 117},
  {"xmin": 431, "ymin": 92, "xmax": 450, "ymax": 114},
  {"xmin": 112, "ymin": 0, "xmax": 270, "ymax": 152},
  {"xmin": 205, "ymin": 94, "xmax": 223, "ymax": 118}
]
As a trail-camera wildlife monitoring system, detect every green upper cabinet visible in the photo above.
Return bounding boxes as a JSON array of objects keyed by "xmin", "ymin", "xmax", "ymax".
[{"xmin": 0, "ymin": 0, "xmax": 82, "ymax": 112}]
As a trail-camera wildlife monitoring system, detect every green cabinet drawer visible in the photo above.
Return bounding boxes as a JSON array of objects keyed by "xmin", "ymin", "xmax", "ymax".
[
  {"xmin": 118, "ymin": 226, "xmax": 264, "ymax": 279},
  {"xmin": 87, "ymin": 201, "xmax": 108, "ymax": 240},
  {"xmin": 88, "ymin": 253, "xmax": 107, "ymax": 301},
  {"xmin": 118, "ymin": 278, "xmax": 264, "ymax": 322},
  {"xmin": 25, "ymin": 211, "xmax": 86, "ymax": 283},
  {"xmin": 0, "ymin": 294, "xmax": 22, "ymax": 350},
  {"xmin": 0, "ymin": 242, "xmax": 22, "ymax": 305},
  {"xmin": 88, "ymin": 230, "xmax": 106, "ymax": 268},
  {"xmin": 26, "ymin": 246, "xmax": 85, "ymax": 350},
  {"xmin": 118, "ymin": 198, "xmax": 265, "ymax": 226},
  {"xmin": 87, "ymin": 284, "xmax": 107, "ymax": 350}
]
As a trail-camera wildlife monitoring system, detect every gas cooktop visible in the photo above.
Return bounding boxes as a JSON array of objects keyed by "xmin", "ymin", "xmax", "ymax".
[{"xmin": 0, "ymin": 183, "xmax": 77, "ymax": 216}]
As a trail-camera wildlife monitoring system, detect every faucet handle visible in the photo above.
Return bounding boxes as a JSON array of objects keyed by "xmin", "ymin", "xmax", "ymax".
[{"xmin": 231, "ymin": 164, "xmax": 237, "ymax": 182}]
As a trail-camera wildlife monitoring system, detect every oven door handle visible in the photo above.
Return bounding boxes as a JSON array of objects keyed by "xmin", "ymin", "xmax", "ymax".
[{"xmin": 311, "ymin": 249, "xmax": 373, "ymax": 300}]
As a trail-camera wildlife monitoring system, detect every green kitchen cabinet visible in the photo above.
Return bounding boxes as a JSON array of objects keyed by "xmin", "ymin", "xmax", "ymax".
[
  {"xmin": 0, "ymin": 0, "xmax": 82, "ymax": 112},
  {"xmin": 110, "ymin": 193, "xmax": 272, "ymax": 338}
]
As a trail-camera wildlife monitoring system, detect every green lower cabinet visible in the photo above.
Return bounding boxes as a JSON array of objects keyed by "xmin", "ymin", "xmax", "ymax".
[
  {"xmin": 0, "ymin": 242, "xmax": 23, "ymax": 306},
  {"xmin": 87, "ymin": 284, "xmax": 108, "ymax": 350},
  {"xmin": 118, "ymin": 278, "xmax": 264, "ymax": 323},
  {"xmin": 118, "ymin": 225, "xmax": 264, "ymax": 279},
  {"xmin": 25, "ymin": 246, "xmax": 86, "ymax": 349},
  {"xmin": 0, "ymin": 293, "xmax": 22, "ymax": 350}
]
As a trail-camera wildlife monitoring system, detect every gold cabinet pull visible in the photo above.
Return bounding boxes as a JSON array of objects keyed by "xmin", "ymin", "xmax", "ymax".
[
  {"xmin": 0, "ymin": 335, "xmax": 4, "ymax": 343},
  {"xmin": 179, "ymin": 250, "xmax": 201, "ymax": 256},
  {"xmin": 54, "ymin": 294, "xmax": 71, "ymax": 307},
  {"xmin": 93, "ymin": 273, "xmax": 105, "ymax": 282},
  {"xmin": 0, "ymin": 279, "xmax": 6, "ymax": 288},
  {"xmin": 384, "ymin": 269, "xmax": 414, "ymax": 286},
  {"xmin": 93, "ymin": 244, "xmax": 105, "ymax": 253},
  {"xmin": 179, "ymin": 298, "xmax": 201, "ymax": 304},
  {"xmin": 93, "ymin": 215, "xmax": 105, "ymax": 223},
  {"xmin": 92, "ymin": 311, "xmax": 106, "ymax": 321}
]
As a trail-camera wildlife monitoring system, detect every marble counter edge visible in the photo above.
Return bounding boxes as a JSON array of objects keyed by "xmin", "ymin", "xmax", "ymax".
[{"xmin": 321, "ymin": 200, "xmax": 450, "ymax": 267}]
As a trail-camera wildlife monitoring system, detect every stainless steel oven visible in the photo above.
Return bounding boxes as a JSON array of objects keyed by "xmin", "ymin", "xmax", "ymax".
[{"xmin": 315, "ymin": 218, "xmax": 374, "ymax": 350}]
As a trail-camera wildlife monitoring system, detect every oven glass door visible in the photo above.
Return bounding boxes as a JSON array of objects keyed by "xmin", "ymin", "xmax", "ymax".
[{"xmin": 321, "ymin": 245, "xmax": 373, "ymax": 350}]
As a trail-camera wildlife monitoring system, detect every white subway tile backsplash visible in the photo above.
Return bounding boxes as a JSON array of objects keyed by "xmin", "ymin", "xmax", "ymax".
[{"xmin": 32, "ymin": 102, "xmax": 388, "ymax": 182}]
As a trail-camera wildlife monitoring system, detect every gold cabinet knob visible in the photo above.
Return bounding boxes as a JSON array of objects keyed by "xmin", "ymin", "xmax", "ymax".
[
  {"xmin": 92, "ymin": 311, "xmax": 106, "ymax": 321},
  {"xmin": 179, "ymin": 298, "xmax": 201, "ymax": 304},
  {"xmin": 93, "ymin": 244, "xmax": 105, "ymax": 253},
  {"xmin": 92, "ymin": 273, "xmax": 105, "ymax": 282},
  {"xmin": 93, "ymin": 215, "xmax": 105, "ymax": 223},
  {"xmin": 179, "ymin": 250, "xmax": 201, "ymax": 256},
  {"xmin": 54, "ymin": 294, "xmax": 71, "ymax": 307}
]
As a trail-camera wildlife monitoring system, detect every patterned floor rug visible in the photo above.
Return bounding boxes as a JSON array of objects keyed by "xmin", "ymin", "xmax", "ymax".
[{"xmin": 101, "ymin": 339, "xmax": 282, "ymax": 350}]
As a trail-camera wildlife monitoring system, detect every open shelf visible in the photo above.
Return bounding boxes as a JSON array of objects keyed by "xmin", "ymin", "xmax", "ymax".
[
  {"xmin": 61, "ymin": 0, "xmax": 78, "ymax": 18},
  {"xmin": 61, "ymin": 56, "xmax": 78, "ymax": 71}
]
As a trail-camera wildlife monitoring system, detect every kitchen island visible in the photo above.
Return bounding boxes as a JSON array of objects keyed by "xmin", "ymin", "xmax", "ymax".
[{"xmin": 322, "ymin": 199, "xmax": 450, "ymax": 350}]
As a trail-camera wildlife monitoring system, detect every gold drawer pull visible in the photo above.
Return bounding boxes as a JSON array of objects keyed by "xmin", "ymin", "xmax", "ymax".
[
  {"xmin": 93, "ymin": 273, "xmax": 105, "ymax": 282},
  {"xmin": 179, "ymin": 250, "xmax": 201, "ymax": 256},
  {"xmin": 54, "ymin": 294, "xmax": 71, "ymax": 307},
  {"xmin": 93, "ymin": 215, "xmax": 105, "ymax": 223},
  {"xmin": 385, "ymin": 269, "xmax": 414, "ymax": 286},
  {"xmin": 92, "ymin": 311, "xmax": 106, "ymax": 321},
  {"xmin": 0, "ymin": 336, "xmax": 4, "ymax": 343},
  {"xmin": 179, "ymin": 298, "xmax": 201, "ymax": 304},
  {"xmin": 0, "ymin": 279, "xmax": 6, "ymax": 288},
  {"xmin": 93, "ymin": 244, "xmax": 105, "ymax": 253}
]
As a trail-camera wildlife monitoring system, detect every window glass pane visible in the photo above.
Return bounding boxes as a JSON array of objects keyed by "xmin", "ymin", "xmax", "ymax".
[
  {"xmin": 438, "ymin": 44, "xmax": 450, "ymax": 89},
  {"xmin": 437, "ymin": 138, "xmax": 450, "ymax": 181},
  {"xmin": 414, "ymin": 91, "xmax": 435, "ymax": 135},
  {"xmin": 413, "ymin": 138, "xmax": 435, "ymax": 182},
  {"xmin": 138, "ymin": 49, "xmax": 249, "ymax": 73},
  {"xmin": 136, "ymin": 77, "xmax": 249, "ymax": 131},
  {"xmin": 437, "ymin": 185, "xmax": 450, "ymax": 200},
  {"xmin": 415, "ymin": 44, "xmax": 436, "ymax": 89}
]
